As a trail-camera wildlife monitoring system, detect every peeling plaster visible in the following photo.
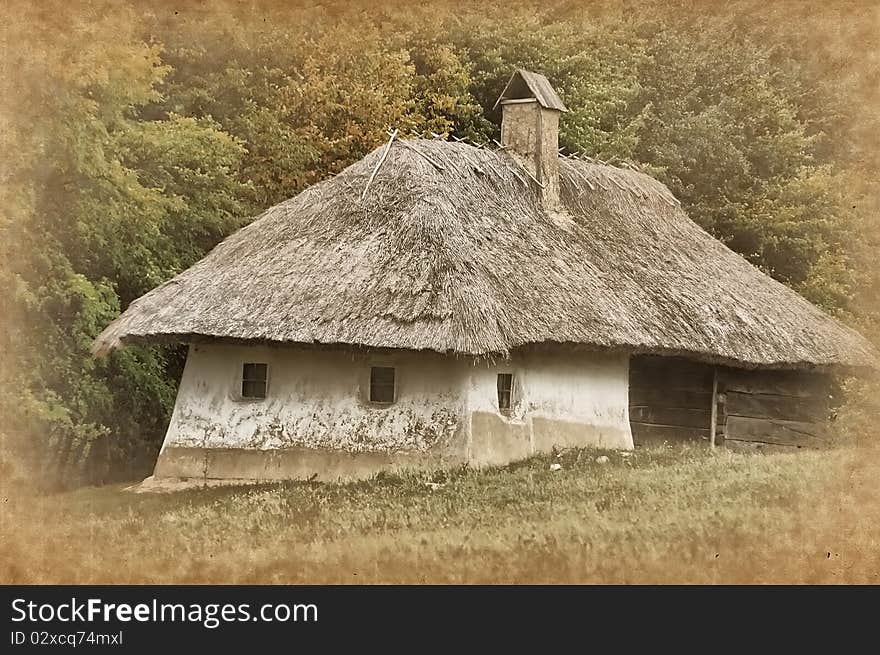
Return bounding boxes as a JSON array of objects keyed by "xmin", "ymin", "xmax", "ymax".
[{"xmin": 156, "ymin": 344, "xmax": 633, "ymax": 480}]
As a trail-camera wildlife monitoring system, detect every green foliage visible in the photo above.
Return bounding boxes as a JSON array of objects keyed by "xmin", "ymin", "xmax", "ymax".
[
  {"xmin": 147, "ymin": 6, "xmax": 452, "ymax": 207},
  {"xmin": 1, "ymin": 1, "xmax": 248, "ymax": 486},
  {"xmin": 1, "ymin": 0, "xmax": 876, "ymax": 487},
  {"xmin": 836, "ymin": 377, "xmax": 880, "ymax": 447}
]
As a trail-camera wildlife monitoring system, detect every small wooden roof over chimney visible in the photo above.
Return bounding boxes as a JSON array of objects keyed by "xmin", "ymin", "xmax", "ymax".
[{"xmin": 493, "ymin": 69, "xmax": 568, "ymax": 112}]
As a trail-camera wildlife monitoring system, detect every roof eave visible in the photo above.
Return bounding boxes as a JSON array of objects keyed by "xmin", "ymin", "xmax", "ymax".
[{"xmin": 97, "ymin": 331, "xmax": 880, "ymax": 375}]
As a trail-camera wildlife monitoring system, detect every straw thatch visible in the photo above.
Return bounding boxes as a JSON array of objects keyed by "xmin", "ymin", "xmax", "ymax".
[{"xmin": 93, "ymin": 139, "xmax": 878, "ymax": 371}]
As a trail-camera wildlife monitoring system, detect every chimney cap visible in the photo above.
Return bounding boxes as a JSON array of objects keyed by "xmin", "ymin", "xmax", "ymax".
[{"xmin": 493, "ymin": 69, "xmax": 568, "ymax": 112}]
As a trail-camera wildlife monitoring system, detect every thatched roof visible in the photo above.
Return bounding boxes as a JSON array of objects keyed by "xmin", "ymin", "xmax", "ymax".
[{"xmin": 93, "ymin": 139, "xmax": 878, "ymax": 371}]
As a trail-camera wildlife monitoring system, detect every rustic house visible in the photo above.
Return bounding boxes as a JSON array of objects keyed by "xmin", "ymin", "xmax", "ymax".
[{"xmin": 93, "ymin": 70, "xmax": 878, "ymax": 482}]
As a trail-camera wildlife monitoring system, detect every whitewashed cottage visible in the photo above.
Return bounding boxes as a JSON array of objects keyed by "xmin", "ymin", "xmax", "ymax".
[{"xmin": 94, "ymin": 71, "xmax": 878, "ymax": 481}]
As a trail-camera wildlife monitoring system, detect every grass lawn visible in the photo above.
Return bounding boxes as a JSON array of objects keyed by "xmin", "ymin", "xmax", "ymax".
[{"xmin": 2, "ymin": 443, "xmax": 878, "ymax": 584}]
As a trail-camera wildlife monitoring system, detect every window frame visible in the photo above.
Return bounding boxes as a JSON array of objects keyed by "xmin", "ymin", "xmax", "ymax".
[
  {"xmin": 368, "ymin": 365, "xmax": 397, "ymax": 405},
  {"xmin": 240, "ymin": 362, "xmax": 269, "ymax": 401},
  {"xmin": 497, "ymin": 372, "xmax": 514, "ymax": 414}
]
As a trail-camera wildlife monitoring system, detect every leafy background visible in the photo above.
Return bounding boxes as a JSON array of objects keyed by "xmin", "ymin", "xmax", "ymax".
[{"xmin": 1, "ymin": 0, "xmax": 877, "ymax": 487}]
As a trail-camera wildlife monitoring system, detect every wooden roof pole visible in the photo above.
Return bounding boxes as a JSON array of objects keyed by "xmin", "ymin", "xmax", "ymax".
[
  {"xmin": 709, "ymin": 367, "xmax": 718, "ymax": 448},
  {"xmin": 361, "ymin": 129, "xmax": 398, "ymax": 201}
]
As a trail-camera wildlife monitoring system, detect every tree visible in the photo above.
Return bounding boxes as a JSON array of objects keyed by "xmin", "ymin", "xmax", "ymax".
[
  {"xmin": 1, "ymin": 1, "xmax": 249, "ymax": 485},
  {"xmin": 2, "ymin": 0, "xmax": 875, "ymax": 486}
]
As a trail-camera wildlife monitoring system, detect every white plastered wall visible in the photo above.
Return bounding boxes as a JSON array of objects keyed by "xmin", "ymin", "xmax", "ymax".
[
  {"xmin": 158, "ymin": 343, "xmax": 633, "ymax": 478},
  {"xmin": 465, "ymin": 350, "xmax": 633, "ymax": 465},
  {"xmin": 161, "ymin": 343, "xmax": 469, "ymax": 456}
]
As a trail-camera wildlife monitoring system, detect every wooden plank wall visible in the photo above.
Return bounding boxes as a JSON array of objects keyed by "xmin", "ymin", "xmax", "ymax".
[
  {"xmin": 628, "ymin": 356, "xmax": 715, "ymax": 445},
  {"xmin": 719, "ymin": 368, "xmax": 833, "ymax": 452},
  {"xmin": 629, "ymin": 356, "xmax": 833, "ymax": 450}
]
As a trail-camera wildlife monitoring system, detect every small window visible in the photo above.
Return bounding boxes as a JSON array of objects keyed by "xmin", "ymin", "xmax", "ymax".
[
  {"xmin": 497, "ymin": 373, "xmax": 513, "ymax": 411},
  {"xmin": 241, "ymin": 363, "xmax": 268, "ymax": 399},
  {"xmin": 370, "ymin": 366, "xmax": 396, "ymax": 404}
]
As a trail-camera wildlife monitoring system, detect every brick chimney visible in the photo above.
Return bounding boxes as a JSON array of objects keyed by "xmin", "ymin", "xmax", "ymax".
[{"xmin": 494, "ymin": 69, "xmax": 568, "ymax": 209}]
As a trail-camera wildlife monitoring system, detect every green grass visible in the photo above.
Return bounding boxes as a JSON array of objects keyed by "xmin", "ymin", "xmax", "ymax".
[{"xmin": 2, "ymin": 443, "xmax": 878, "ymax": 583}]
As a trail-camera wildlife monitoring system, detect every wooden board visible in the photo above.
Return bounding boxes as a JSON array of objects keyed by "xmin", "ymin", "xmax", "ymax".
[
  {"xmin": 628, "ymin": 360, "xmax": 833, "ymax": 450},
  {"xmin": 721, "ymin": 369, "xmax": 832, "ymax": 398},
  {"xmin": 630, "ymin": 422, "xmax": 709, "ymax": 445},
  {"xmin": 629, "ymin": 406, "xmax": 712, "ymax": 429},
  {"xmin": 718, "ymin": 368, "xmax": 833, "ymax": 450},
  {"xmin": 629, "ymin": 369, "xmax": 714, "ymax": 391},
  {"xmin": 724, "ymin": 415, "xmax": 827, "ymax": 447},
  {"xmin": 724, "ymin": 390, "xmax": 829, "ymax": 422},
  {"xmin": 629, "ymin": 356, "xmax": 715, "ymax": 445},
  {"xmin": 629, "ymin": 387, "xmax": 712, "ymax": 409},
  {"xmin": 630, "ymin": 356, "xmax": 715, "ymax": 389}
]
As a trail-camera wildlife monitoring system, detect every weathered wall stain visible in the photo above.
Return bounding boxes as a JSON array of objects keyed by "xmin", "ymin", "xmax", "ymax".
[
  {"xmin": 466, "ymin": 349, "xmax": 633, "ymax": 464},
  {"xmin": 163, "ymin": 344, "xmax": 468, "ymax": 455},
  {"xmin": 156, "ymin": 344, "xmax": 633, "ymax": 480}
]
